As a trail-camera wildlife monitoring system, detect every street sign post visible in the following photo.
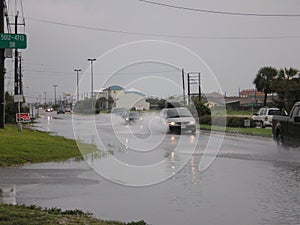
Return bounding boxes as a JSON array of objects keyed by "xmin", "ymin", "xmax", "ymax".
[
  {"xmin": 0, "ymin": 33, "xmax": 27, "ymax": 49},
  {"xmin": 14, "ymin": 95, "xmax": 23, "ymax": 102}
]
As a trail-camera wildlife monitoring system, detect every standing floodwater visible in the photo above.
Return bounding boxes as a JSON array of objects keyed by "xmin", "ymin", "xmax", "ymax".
[{"xmin": 1, "ymin": 113, "xmax": 300, "ymax": 225}]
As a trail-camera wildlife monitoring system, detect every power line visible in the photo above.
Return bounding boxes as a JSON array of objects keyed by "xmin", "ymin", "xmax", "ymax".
[
  {"xmin": 138, "ymin": 0, "xmax": 300, "ymax": 17},
  {"xmin": 24, "ymin": 69, "xmax": 178, "ymax": 76},
  {"xmin": 25, "ymin": 62, "xmax": 71, "ymax": 68},
  {"xmin": 24, "ymin": 69, "xmax": 73, "ymax": 75},
  {"xmin": 25, "ymin": 17, "xmax": 300, "ymax": 40}
]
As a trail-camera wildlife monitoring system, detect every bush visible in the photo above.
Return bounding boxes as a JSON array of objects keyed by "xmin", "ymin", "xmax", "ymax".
[
  {"xmin": 199, "ymin": 115, "xmax": 211, "ymax": 125},
  {"xmin": 189, "ymin": 97, "xmax": 211, "ymax": 118},
  {"xmin": 212, "ymin": 116, "xmax": 227, "ymax": 127},
  {"xmin": 5, "ymin": 92, "xmax": 29, "ymax": 124},
  {"xmin": 227, "ymin": 117, "xmax": 244, "ymax": 127},
  {"xmin": 199, "ymin": 115, "xmax": 255, "ymax": 128}
]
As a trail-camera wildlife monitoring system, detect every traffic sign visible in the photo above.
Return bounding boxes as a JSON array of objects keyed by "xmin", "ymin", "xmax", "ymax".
[
  {"xmin": 16, "ymin": 113, "xmax": 30, "ymax": 123},
  {"xmin": 14, "ymin": 95, "xmax": 23, "ymax": 102},
  {"xmin": 0, "ymin": 33, "xmax": 27, "ymax": 49}
]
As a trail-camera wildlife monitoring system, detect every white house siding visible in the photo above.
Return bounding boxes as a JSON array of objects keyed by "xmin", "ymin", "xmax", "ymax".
[
  {"xmin": 116, "ymin": 92, "xmax": 150, "ymax": 110},
  {"xmin": 110, "ymin": 89, "xmax": 124, "ymax": 100}
]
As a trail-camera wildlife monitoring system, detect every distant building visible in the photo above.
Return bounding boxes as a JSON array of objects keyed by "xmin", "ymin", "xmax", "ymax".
[
  {"xmin": 204, "ymin": 92, "xmax": 226, "ymax": 108},
  {"xmin": 239, "ymin": 89, "xmax": 264, "ymax": 98},
  {"xmin": 96, "ymin": 85, "xmax": 124, "ymax": 100},
  {"xmin": 106, "ymin": 85, "xmax": 124, "ymax": 100},
  {"xmin": 115, "ymin": 88, "xmax": 150, "ymax": 110},
  {"xmin": 96, "ymin": 85, "xmax": 149, "ymax": 110},
  {"xmin": 224, "ymin": 89, "xmax": 278, "ymax": 108}
]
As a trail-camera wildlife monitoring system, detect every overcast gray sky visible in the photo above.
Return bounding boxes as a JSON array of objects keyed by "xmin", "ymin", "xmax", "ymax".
[{"xmin": 4, "ymin": 0, "xmax": 300, "ymax": 102}]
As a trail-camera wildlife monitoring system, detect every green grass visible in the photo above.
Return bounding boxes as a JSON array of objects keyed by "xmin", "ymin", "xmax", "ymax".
[
  {"xmin": 0, "ymin": 125, "xmax": 96, "ymax": 167},
  {"xmin": 199, "ymin": 124, "xmax": 272, "ymax": 137},
  {"xmin": 225, "ymin": 109, "xmax": 253, "ymax": 116},
  {"xmin": 0, "ymin": 204, "xmax": 147, "ymax": 225}
]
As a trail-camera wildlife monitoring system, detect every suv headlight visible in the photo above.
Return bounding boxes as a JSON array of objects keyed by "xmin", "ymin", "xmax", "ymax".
[
  {"xmin": 168, "ymin": 121, "xmax": 176, "ymax": 126},
  {"xmin": 189, "ymin": 120, "xmax": 195, "ymax": 125}
]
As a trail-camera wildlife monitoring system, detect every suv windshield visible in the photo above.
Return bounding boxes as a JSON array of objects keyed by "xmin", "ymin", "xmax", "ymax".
[
  {"xmin": 167, "ymin": 108, "xmax": 192, "ymax": 118},
  {"xmin": 268, "ymin": 110, "xmax": 286, "ymax": 116}
]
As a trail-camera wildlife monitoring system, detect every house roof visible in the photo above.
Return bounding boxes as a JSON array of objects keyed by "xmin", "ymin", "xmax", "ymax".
[
  {"xmin": 125, "ymin": 88, "xmax": 146, "ymax": 97},
  {"xmin": 108, "ymin": 85, "xmax": 123, "ymax": 91},
  {"xmin": 205, "ymin": 92, "xmax": 224, "ymax": 99}
]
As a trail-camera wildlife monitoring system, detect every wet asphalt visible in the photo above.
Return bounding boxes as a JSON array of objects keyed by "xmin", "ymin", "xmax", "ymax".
[{"xmin": 1, "ymin": 112, "xmax": 300, "ymax": 225}]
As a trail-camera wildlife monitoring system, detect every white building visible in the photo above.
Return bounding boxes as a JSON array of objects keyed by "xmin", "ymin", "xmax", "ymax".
[
  {"xmin": 115, "ymin": 88, "xmax": 150, "ymax": 110},
  {"xmin": 96, "ymin": 85, "xmax": 124, "ymax": 100}
]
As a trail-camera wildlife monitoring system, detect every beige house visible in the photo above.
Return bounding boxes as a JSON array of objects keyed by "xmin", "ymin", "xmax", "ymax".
[
  {"xmin": 96, "ymin": 85, "xmax": 149, "ymax": 110},
  {"xmin": 96, "ymin": 85, "xmax": 124, "ymax": 100},
  {"xmin": 115, "ymin": 88, "xmax": 150, "ymax": 110}
]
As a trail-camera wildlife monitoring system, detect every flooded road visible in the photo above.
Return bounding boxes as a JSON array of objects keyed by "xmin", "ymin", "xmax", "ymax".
[{"xmin": 1, "ymin": 112, "xmax": 300, "ymax": 225}]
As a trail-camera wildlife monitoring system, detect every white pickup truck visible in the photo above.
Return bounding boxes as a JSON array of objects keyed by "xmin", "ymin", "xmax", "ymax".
[{"xmin": 252, "ymin": 107, "xmax": 287, "ymax": 128}]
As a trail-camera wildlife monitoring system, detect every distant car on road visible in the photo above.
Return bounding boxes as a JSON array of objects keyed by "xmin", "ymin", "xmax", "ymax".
[
  {"xmin": 124, "ymin": 111, "xmax": 142, "ymax": 124},
  {"xmin": 57, "ymin": 108, "xmax": 65, "ymax": 114},
  {"xmin": 252, "ymin": 107, "xmax": 287, "ymax": 128},
  {"xmin": 112, "ymin": 108, "xmax": 128, "ymax": 118},
  {"xmin": 162, "ymin": 107, "xmax": 196, "ymax": 134},
  {"xmin": 45, "ymin": 107, "xmax": 53, "ymax": 112},
  {"xmin": 64, "ymin": 107, "xmax": 72, "ymax": 113}
]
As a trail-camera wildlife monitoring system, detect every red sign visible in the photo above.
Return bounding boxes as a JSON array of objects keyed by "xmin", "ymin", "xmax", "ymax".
[{"xmin": 16, "ymin": 113, "xmax": 31, "ymax": 123}]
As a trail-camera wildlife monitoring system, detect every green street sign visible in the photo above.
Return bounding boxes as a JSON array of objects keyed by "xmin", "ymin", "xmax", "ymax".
[{"xmin": 0, "ymin": 33, "xmax": 27, "ymax": 49}]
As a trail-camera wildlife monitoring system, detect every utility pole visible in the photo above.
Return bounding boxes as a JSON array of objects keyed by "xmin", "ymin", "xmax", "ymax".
[
  {"xmin": 44, "ymin": 91, "xmax": 47, "ymax": 105},
  {"xmin": 53, "ymin": 85, "xmax": 57, "ymax": 104},
  {"xmin": 187, "ymin": 73, "xmax": 190, "ymax": 105},
  {"xmin": 198, "ymin": 73, "xmax": 201, "ymax": 101},
  {"xmin": 182, "ymin": 69, "xmax": 185, "ymax": 105},
  {"xmin": 14, "ymin": 13, "xmax": 18, "ymax": 95},
  {"xmin": 0, "ymin": 0, "xmax": 5, "ymax": 128},
  {"xmin": 8, "ymin": 11, "xmax": 25, "ymax": 95},
  {"xmin": 19, "ymin": 54, "xmax": 22, "ymax": 94}
]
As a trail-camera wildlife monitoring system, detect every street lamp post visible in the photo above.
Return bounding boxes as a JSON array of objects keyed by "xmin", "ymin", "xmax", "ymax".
[
  {"xmin": 74, "ymin": 69, "xmax": 81, "ymax": 101},
  {"xmin": 87, "ymin": 59, "xmax": 96, "ymax": 99},
  {"xmin": 87, "ymin": 58, "xmax": 96, "ymax": 111},
  {"xmin": 53, "ymin": 85, "xmax": 58, "ymax": 104}
]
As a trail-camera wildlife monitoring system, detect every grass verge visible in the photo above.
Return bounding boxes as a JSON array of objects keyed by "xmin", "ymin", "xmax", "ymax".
[
  {"xmin": 0, "ymin": 204, "xmax": 147, "ymax": 225},
  {"xmin": 0, "ymin": 125, "xmax": 96, "ymax": 167},
  {"xmin": 225, "ymin": 109, "xmax": 253, "ymax": 116},
  {"xmin": 199, "ymin": 124, "xmax": 272, "ymax": 137}
]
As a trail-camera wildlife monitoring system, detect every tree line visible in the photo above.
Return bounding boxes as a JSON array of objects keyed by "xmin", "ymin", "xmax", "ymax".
[{"xmin": 253, "ymin": 66, "xmax": 300, "ymax": 111}]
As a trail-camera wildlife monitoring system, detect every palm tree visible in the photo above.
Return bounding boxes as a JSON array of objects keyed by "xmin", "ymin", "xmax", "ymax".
[
  {"xmin": 274, "ymin": 70, "xmax": 287, "ymax": 109},
  {"xmin": 278, "ymin": 67, "xmax": 300, "ymax": 110},
  {"xmin": 273, "ymin": 67, "xmax": 299, "ymax": 109},
  {"xmin": 253, "ymin": 66, "xmax": 278, "ymax": 106},
  {"xmin": 283, "ymin": 67, "xmax": 298, "ymax": 80}
]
